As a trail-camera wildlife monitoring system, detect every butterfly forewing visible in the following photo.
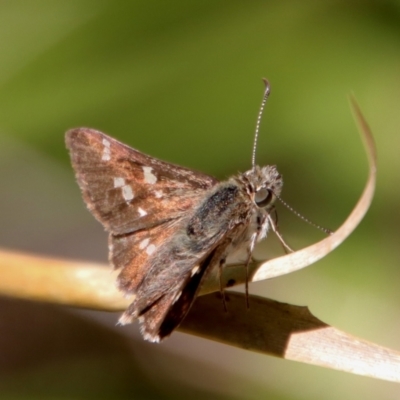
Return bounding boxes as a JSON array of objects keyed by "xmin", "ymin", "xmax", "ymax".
[
  {"xmin": 65, "ymin": 128, "xmax": 218, "ymax": 235},
  {"xmin": 66, "ymin": 128, "xmax": 225, "ymax": 340}
]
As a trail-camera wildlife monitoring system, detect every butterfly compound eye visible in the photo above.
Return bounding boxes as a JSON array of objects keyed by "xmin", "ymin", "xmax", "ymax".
[{"xmin": 254, "ymin": 188, "xmax": 273, "ymax": 208}]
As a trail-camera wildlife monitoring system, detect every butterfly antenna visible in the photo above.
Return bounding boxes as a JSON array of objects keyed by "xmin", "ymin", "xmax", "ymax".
[
  {"xmin": 274, "ymin": 193, "xmax": 334, "ymax": 235},
  {"xmin": 252, "ymin": 78, "xmax": 271, "ymax": 169}
]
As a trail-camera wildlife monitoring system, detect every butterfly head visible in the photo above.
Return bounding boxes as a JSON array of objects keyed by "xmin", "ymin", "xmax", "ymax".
[{"xmin": 243, "ymin": 165, "xmax": 282, "ymax": 209}]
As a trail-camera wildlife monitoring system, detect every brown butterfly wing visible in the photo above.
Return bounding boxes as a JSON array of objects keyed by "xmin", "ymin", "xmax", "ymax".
[
  {"xmin": 136, "ymin": 246, "xmax": 222, "ymax": 342},
  {"xmin": 118, "ymin": 227, "xmax": 235, "ymax": 342},
  {"xmin": 66, "ymin": 128, "xmax": 224, "ymax": 341},
  {"xmin": 65, "ymin": 128, "xmax": 218, "ymax": 236},
  {"xmin": 116, "ymin": 184, "xmax": 251, "ymax": 342}
]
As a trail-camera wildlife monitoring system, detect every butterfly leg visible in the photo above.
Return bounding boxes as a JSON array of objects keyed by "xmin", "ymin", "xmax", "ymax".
[
  {"xmin": 268, "ymin": 211, "xmax": 294, "ymax": 253},
  {"xmin": 213, "ymin": 239, "xmax": 235, "ymax": 312},
  {"xmin": 204, "ymin": 237, "xmax": 237, "ymax": 313},
  {"xmin": 218, "ymin": 257, "xmax": 228, "ymax": 312},
  {"xmin": 242, "ymin": 211, "xmax": 273, "ymax": 308},
  {"xmin": 243, "ymin": 232, "xmax": 258, "ymax": 309}
]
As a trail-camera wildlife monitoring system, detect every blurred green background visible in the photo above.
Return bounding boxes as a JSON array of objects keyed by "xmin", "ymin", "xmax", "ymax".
[{"xmin": 0, "ymin": 1, "xmax": 399, "ymax": 399}]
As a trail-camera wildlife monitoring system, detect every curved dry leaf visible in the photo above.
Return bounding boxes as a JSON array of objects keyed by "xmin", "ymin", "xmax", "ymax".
[
  {"xmin": 200, "ymin": 97, "xmax": 377, "ymax": 294},
  {"xmin": 1, "ymin": 248, "xmax": 399, "ymax": 383},
  {"xmin": 180, "ymin": 292, "xmax": 400, "ymax": 383}
]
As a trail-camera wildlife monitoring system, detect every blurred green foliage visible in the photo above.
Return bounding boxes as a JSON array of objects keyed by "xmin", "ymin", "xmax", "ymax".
[{"xmin": 0, "ymin": 1, "xmax": 400, "ymax": 399}]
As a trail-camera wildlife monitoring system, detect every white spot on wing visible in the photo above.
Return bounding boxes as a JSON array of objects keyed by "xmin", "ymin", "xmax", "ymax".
[
  {"xmin": 118, "ymin": 312, "xmax": 134, "ymax": 325},
  {"xmin": 154, "ymin": 190, "xmax": 163, "ymax": 198},
  {"xmin": 139, "ymin": 238, "xmax": 150, "ymax": 249},
  {"xmin": 146, "ymin": 244, "xmax": 156, "ymax": 255},
  {"xmin": 102, "ymin": 138, "xmax": 111, "ymax": 161},
  {"xmin": 113, "ymin": 177, "xmax": 125, "ymax": 188},
  {"xmin": 191, "ymin": 265, "xmax": 200, "ymax": 276},
  {"xmin": 138, "ymin": 207, "xmax": 147, "ymax": 217},
  {"xmin": 142, "ymin": 329, "xmax": 160, "ymax": 343},
  {"xmin": 172, "ymin": 290, "xmax": 182, "ymax": 304},
  {"xmin": 142, "ymin": 166, "xmax": 157, "ymax": 184},
  {"xmin": 122, "ymin": 185, "xmax": 134, "ymax": 202}
]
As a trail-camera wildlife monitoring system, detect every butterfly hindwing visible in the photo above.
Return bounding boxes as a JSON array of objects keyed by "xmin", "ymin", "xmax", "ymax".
[
  {"xmin": 115, "ymin": 183, "xmax": 252, "ymax": 341},
  {"xmin": 119, "ymin": 232, "xmax": 234, "ymax": 342},
  {"xmin": 110, "ymin": 222, "xmax": 178, "ymax": 290}
]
